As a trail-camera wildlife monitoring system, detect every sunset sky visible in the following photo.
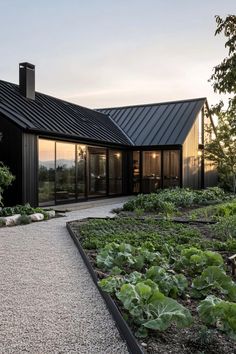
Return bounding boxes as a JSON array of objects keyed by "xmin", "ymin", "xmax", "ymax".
[{"xmin": 0, "ymin": 0, "xmax": 235, "ymax": 108}]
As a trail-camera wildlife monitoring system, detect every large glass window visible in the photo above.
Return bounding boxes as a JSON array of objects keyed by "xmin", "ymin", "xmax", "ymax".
[
  {"xmin": 56, "ymin": 142, "xmax": 76, "ymax": 202},
  {"xmin": 142, "ymin": 151, "xmax": 161, "ymax": 193},
  {"xmin": 38, "ymin": 139, "xmax": 55, "ymax": 206},
  {"xmin": 133, "ymin": 151, "xmax": 140, "ymax": 193},
  {"xmin": 109, "ymin": 150, "xmax": 122, "ymax": 195},
  {"xmin": 77, "ymin": 145, "xmax": 86, "ymax": 198},
  {"xmin": 163, "ymin": 150, "xmax": 180, "ymax": 187},
  {"xmin": 88, "ymin": 147, "xmax": 107, "ymax": 196},
  {"xmin": 38, "ymin": 140, "xmax": 125, "ymax": 204}
]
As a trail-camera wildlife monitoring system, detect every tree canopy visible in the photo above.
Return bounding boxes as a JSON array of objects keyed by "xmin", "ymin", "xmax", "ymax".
[{"xmin": 205, "ymin": 15, "xmax": 236, "ymax": 192}]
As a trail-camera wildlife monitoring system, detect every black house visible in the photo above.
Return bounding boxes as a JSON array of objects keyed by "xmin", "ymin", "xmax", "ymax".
[{"xmin": 0, "ymin": 63, "xmax": 217, "ymax": 207}]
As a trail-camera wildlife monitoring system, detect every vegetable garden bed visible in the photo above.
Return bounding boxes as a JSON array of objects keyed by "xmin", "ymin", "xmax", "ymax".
[{"xmin": 68, "ymin": 216, "xmax": 236, "ymax": 354}]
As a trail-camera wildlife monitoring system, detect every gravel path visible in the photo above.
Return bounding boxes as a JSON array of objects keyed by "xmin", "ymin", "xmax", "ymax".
[{"xmin": 0, "ymin": 201, "xmax": 129, "ymax": 354}]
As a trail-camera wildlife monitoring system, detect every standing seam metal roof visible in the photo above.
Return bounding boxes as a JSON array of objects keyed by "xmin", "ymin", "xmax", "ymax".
[
  {"xmin": 98, "ymin": 97, "xmax": 206, "ymax": 146},
  {"xmin": 0, "ymin": 78, "xmax": 206, "ymax": 147},
  {"xmin": 0, "ymin": 80, "xmax": 130, "ymax": 145}
]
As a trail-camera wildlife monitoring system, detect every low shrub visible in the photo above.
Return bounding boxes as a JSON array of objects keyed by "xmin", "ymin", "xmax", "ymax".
[
  {"xmin": 0, "ymin": 203, "xmax": 45, "ymax": 217},
  {"xmin": 123, "ymin": 187, "xmax": 227, "ymax": 213}
]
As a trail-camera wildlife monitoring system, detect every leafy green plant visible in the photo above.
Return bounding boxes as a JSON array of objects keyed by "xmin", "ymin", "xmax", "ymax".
[
  {"xmin": 98, "ymin": 271, "xmax": 143, "ymax": 293},
  {"xmin": 0, "ymin": 162, "xmax": 15, "ymax": 206},
  {"xmin": 191, "ymin": 266, "xmax": 236, "ymax": 301},
  {"xmin": 78, "ymin": 217, "xmax": 202, "ymax": 252},
  {"xmin": 145, "ymin": 266, "xmax": 188, "ymax": 298},
  {"xmin": 198, "ymin": 295, "xmax": 236, "ymax": 339},
  {"xmin": 116, "ymin": 280, "xmax": 193, "ymax": 337},
  {"xmin": 96, "ymin": 242, "xmax": 162, "ymax": 272},
  {"xmin": 123, "ymin": 188, "xmax": 226, "ymax": 213},
  {"xmin": 0, "ymin": 203, "xmax": 46, "ymax": 217},
  {"xmin": 174, "ymin": 247, "xmax": 224, "ymax": 275},
  {"xmin": 134, "ymin": 208, "xmax": 145, "ymax": 217},
  {"xmin": 212, "ymin": 215, "xmax": 236, "ymax": 240}
]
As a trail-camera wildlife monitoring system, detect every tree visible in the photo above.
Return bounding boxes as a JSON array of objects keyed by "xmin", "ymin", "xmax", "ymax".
[
  {"xmin": 0, "ymin": 162, "xmax": 15, "ymax": 206},
  {"xmin": 205, "ymin": 15, "xmax": 236, "ymax": 192}
]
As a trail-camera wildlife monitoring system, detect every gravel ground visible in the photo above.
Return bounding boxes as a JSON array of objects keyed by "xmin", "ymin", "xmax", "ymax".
[{"xmin": 0, "ymin": 201, "xmax": 129, "ymax": 354}]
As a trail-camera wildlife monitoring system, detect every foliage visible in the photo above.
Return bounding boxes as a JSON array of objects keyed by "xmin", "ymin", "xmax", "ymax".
[
  {"xmin": 116, "ymin": 281, "xmax": 193, "ymax": 337},
  {"xmin": 189, "ymin": 199, "xmax": 236, "ymax": 220},
  {"xmin": 145, "ymin": 266, "xmax": 188, "ymax": 298},
  {"xmin": 0, "ymin": 204, "xmax": 46, "ymax": 217},
  {"xmin": 206, "ymin": 15, "xmax": 236, "ymax": 192},
  {"xmin": 0, "ymin": 162, "xmax": 15, "ymax": 206},
  {"xmin": 191, "ymin": 266, "xmax": 236, "ymax": 301},
  {"xmin": 210, "ymin": 15, "xmax": 236, "ymax": 96},
  {"xmin": 198, "ymin": 295, "xmax": 236, "ymax": 339},
  {"xmin": 75, "ymin": 212, "xmax": 236, "ymax": 341},
  {"xmin": 96, "ymin": 242, "xmax": 162, "ymax": 272},
  {"xmin": 123, "ymin": 194, "xmax": 176, "ymax": 215},
  {"xmin": 98, "ymin": 271, "xmax": 143, "ymax": 293},
  {"xmin": 123, "ymin": 187, "xmax": 226, "ymax": 213},
  {"xmin": 78, "ymin": 217, "xmax": 202, "ymax": 254},
  {"xmin": 175, "ymin": 247, "xmax": 224, "ymax": 275},
  {"xmin": 212, "ymin": 215, "xmax": 236, "ymax": 240}
]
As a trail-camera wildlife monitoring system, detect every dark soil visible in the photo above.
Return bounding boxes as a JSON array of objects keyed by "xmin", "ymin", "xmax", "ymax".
[{"xmin": 144, "ymin": 325, "xmax": 236, "ymax": 354}]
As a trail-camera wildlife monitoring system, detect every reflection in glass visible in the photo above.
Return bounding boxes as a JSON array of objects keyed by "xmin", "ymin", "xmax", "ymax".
[
  {"xmin": 133, "ymin": 151, "xmax": 140, "ymax": 193},
  {"xmin": 38, "ymin": 139, "xmax": 55, "ymax": 206},
  {"xmin": 142, "ymin": 151, "xmax": 161, "ymax": 193},
  {"xmin": 77, "ymin": 145, "xmax": 86, "ymax": 198},
  {"xmin": 163, "ymin": 150, "xmax": 180, "ymax": 187},
  {"xmin": 109, "ymin": 150, "xmax": 122, "ymax": 194},
  {"xmin": 89, "ymin": 147, "xmax": 106, "ymax": 196},
  {"xmin": 56, "ymin": 142, "xmax": 76, "ymax": 202}
]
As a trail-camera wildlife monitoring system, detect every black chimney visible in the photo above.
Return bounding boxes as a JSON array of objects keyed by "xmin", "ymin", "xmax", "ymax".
[{"xmin": 19, "ymin": 62, "xmax": 35, "ymax": 100}]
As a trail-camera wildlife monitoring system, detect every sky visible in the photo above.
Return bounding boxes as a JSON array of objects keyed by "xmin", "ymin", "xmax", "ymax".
[{"xmin": 0, "ymin": 0, "xmax": 235, "ymax": 108}]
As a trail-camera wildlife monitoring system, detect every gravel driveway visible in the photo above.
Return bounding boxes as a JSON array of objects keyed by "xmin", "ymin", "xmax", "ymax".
[{"xmin": 0, "ymin": 200, "xmax": 129, "ymax": 354}]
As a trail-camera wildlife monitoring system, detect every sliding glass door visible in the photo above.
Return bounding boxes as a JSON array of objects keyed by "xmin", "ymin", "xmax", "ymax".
[
  {"xmin": 163, "ymin": 150, "xmax": 180, "ymax": 187},
  {"xmin": 38, "ymin": 139, "xmax": 125, "ymax": 205},
  {"xmin": 38, "ymin": 139, "xmax": 55, "ymax": 206},
  {"xmin": 77, "ymin": 145, "xmax": 86, "ymax": 198},
  {"xmin": 109, "ymin": 150, "xmax": 122, "ymax": 195},
  {"xmin": 56, "ymin": 142, "xmax": 76, "ymax": 202},
  {"xmin": 142, "ymin": 151, "xmax": 161, "ymax": 193},
  {"xmin": 88, "ymin": 147, "xmax": 107, "ymax": 197}
]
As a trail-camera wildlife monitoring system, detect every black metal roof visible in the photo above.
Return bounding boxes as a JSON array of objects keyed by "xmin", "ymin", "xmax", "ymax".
[
  {"xmin": 0, "ymin": 80, "xmax": 130, "ymax": 145},
  {"xmin": 0, "ymin": 79, "xmax": 206, "ymax": 147},
  {"xmin": 98, "ymin": 98, "xmax": 206, "ymax": 146}
]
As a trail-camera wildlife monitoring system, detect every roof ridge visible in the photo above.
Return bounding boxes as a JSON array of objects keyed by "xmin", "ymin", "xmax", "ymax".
[{"xmin": 97, "ymin": 97, "xmax": 207, "ymax": 111}]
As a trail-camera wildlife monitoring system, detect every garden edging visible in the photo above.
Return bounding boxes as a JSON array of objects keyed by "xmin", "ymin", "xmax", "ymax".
[{"xmin": 66, "ymin": 219, "xmax": 144, "ymax": 354}]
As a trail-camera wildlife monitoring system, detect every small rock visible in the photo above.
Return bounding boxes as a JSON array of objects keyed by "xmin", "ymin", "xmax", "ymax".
[
  {"xmin": 0, "ymin": 214, "xmax": 21, "ymax": 226},
  {"xmin": 29, "ymin": 213, "xmax": 44, "ymax": 222},
  {"xmin": 45, "ymin": 210, "xmax": 56, "ymax": 218},
  {"xmin": 141, "ymin": 342, "xmax": 147, "ymax": 347}
]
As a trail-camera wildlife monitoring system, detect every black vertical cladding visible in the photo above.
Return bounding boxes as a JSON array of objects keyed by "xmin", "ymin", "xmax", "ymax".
[
  {"xmin": 0, "ymin": 114, "xmax": 23, "ymax": 205},
  {"xmin": 22, "ymin": 133, "xmax": 38, "ymax": 207},
  {"xmin": 179, "ymin": 147, "xmax": 183, "ymax": 188},
  {"xmin": 122, "ymin": 150, "xmax": 131, "ymax": 195}
]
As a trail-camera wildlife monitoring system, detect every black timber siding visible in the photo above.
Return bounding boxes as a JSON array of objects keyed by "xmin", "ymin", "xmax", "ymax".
[
  {"xmin": 22, "ymin": 133, "xmax": 38, "ymax": 207},
  {"xmin": 0, "ymin": 114, "xmax": 23, "ymax": 205}
]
